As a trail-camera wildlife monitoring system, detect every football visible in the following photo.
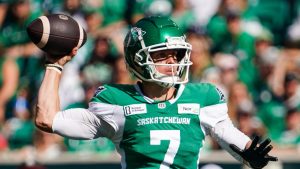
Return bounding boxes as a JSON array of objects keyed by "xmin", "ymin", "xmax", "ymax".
[{"xmin": 26, "ymin": 13, "xmax": 87, "ymax": 57}]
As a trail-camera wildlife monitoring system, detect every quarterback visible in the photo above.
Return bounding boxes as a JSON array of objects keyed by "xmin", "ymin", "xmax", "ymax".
[{"xmin": 35, "ymin": 16, "xmax": 277, "ymax": 169}]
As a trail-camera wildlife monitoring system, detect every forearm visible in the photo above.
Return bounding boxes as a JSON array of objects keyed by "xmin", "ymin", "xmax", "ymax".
[
  {"xmin": 208, "ymin": 118, "xmax": 251, "ymax": 162},
  {"xmin": 35, "ymin": 68, "xmax": 61, "ymax": 133},
  {"xmin": 210, "ymin": 119, "xmax": 278, "ymax": 168},
  {"xmin": 35, "ymin": 47, "xmax": 77, "ymax": 132}
]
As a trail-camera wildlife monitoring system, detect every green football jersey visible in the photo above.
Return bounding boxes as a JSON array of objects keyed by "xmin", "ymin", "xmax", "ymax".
[{"xmin": 90, "ymin": 83, "xmax": 227, "ymax": 169}]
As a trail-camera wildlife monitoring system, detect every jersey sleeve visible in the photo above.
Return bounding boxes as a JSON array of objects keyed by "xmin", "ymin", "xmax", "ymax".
[
  {"xmin": 52, "ymin": 108, "xmax": 115, "ymax": 139},
  {"xmin": 88, "ymin": 85, "xmax": 126, "ymax": 141},
  {"xmin": 54, "ymin": 85, "xmax": 126, "ymax": 143},
  {"xmin": 205, "ymin": 84, "xmax": 226, "ymax": 106},
  {"xmin": 200, "ymin": 84, "xmax": 228, "ymax": 128}
]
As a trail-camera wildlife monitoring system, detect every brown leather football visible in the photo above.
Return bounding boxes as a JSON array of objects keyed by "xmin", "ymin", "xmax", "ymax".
[{"xmin": 27, "ymin": 13, "xmax": 87, "ymax": 57}]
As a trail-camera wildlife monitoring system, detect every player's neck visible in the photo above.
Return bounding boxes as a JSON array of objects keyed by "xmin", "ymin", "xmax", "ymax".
[{"xmin": 139, "ymin": 81, "xmax": 176, "ymax": 101}]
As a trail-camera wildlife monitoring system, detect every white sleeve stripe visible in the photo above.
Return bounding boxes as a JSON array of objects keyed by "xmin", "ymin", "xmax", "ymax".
[{"xmin": 200, "ymin": 103, "xmax": 228, "ymax": 128}]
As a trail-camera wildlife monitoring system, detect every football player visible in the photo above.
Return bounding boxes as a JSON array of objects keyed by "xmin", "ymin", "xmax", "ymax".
[{"xmin": 35, "ymin": 16, "xmax": 277, "ymax": 169}]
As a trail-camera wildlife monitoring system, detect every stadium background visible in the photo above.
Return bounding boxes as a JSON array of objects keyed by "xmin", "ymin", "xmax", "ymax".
[{"xmin": 0, "ymin": 0, "xmax": 300, "ymax": 168}]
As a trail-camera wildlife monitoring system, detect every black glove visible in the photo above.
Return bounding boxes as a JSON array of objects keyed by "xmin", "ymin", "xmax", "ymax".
[{"xmin": 229, "ymin": 136, "xmax": 278, "ymax": 169}]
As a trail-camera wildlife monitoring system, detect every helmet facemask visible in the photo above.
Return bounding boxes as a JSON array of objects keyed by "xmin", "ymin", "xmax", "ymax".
[{"xmin": 133, "ymin": 36, "xmax": 192, "ymax": 88}]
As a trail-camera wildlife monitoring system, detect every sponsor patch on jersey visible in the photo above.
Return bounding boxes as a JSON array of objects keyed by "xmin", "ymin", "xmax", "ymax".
[
  {"xmin": 124, "ymin": 104, "xmax": 147, "ymax": 116},
  {"xmin": 216, "ymin": 87, "xmax": 225, "ymax": 101},
  {"xmin": 93, "ymin": 86, "xmax": 106, "ymax": 97},
  {"xmin": 177, "ymin": 103, "xmax": 200, "ymax": 115}
]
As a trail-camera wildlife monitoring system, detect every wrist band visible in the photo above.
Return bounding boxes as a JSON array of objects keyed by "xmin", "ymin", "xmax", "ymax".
[
  {"xmin": 45, "ymin": 63, "xmax": 63, "ymax": 70},
  {"xmin": 45, "ymin": 63, "xmax": 63, "ymax": 73},
  {"xmin": 46, "ymin": 66, "xmax": 62, "ymax": 74}
]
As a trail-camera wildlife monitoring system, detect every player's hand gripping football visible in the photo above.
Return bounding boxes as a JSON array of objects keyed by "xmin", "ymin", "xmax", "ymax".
[
  {"xmin": 230, "ymin": 136, "xmax": 278, "ymax": 169},
  {"xmin": 46, "ymin": 47, "xmax": 78, "ymax": 66}
]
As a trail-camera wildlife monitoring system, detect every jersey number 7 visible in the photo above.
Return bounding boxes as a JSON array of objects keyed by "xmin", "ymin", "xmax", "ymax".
[{"xmin": 150, "ymin": 130, "xmax": 180, "ymax": 169}]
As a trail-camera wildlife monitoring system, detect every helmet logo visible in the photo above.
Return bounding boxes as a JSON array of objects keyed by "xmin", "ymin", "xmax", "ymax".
[
  {"xmin": 131, "ymin": 27, "xmax": 146, "ymax": 42},
  {"xmin": 125, "ymin": 27, "xmax": 146, "ymax": 48}
]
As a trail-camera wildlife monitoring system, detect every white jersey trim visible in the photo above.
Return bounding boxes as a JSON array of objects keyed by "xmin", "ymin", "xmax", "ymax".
[{"xmin": 169, "ymin": 84, "xmax": 185, "ymax": 104}]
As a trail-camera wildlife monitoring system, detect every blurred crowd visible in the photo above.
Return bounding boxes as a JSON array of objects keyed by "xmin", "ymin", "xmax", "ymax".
[{"xmin": 0, "ymin": 0, "xmax": 300, "ymax": 165}]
